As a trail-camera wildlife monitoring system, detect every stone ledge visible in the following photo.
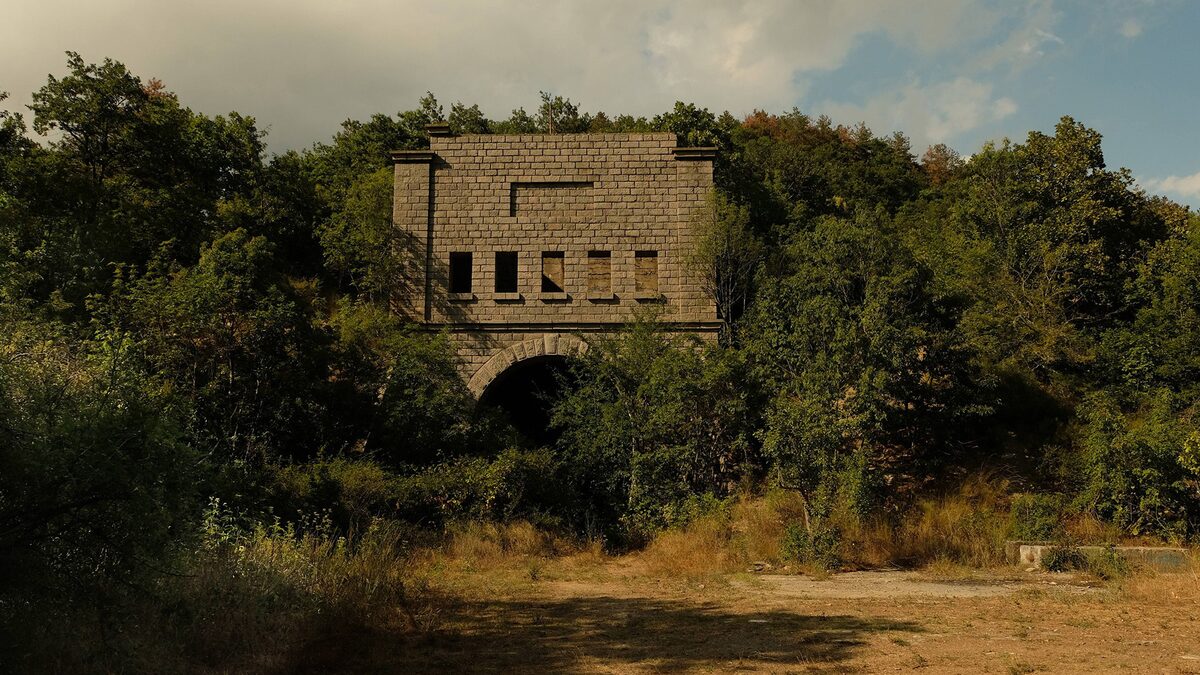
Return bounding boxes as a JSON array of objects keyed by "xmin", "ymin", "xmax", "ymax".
[
  {"xmin": 672, "ymin": 147, "xmax": 718, "ymax": 161},
  {"xmin": 1005, "ymin": 541, "xmax": 1191, "ymax": 571}
]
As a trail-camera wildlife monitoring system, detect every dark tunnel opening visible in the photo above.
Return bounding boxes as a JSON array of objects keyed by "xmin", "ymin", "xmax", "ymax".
[{"xmin": 478, "ymin": 355, "xmax": 574, "ymax": 446}]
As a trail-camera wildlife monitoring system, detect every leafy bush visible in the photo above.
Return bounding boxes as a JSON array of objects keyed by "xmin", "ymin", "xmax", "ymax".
[
  {"xmin": 552, "ymin": 318, "xmax": 757, "ymax": 543},
  {"xmin": 1085, "ymin": 547, "xmax": 1131, "ymax": 581},
  {"xmin": 269, "ymin": 449, "xmax": 562, "ymax": 531},
  {"xmin": 1009, "ymin": 493, "xmax": 1069, "ymax": 541},
  {"xmin": 1041, "ymin": 545, "xmax": 1130, "ymax": 581},
  {"xmin": 0, "ymin": 317, "xmax": 198, "ymax": 598},
  {"xmin": 271, "ymin": 457, "xmax": 400, "ymax": 533},
  {"xmin": 1079, "ymin": 391, "xmax": 1199, "ymax": 540},
  {"xmin": 781, "ymin": 521, "xmax": 842, "ymax": 571},
  {"xmin": 393, "ymin": 447, "xmax": 561, "ymax": 525},
  {"xmin": 1042, "ymin": 546, "xmax": 1088, "ymax": 572}
]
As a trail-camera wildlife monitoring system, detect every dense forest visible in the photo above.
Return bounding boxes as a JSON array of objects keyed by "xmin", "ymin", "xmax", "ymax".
[{"xmin": 2, "ymin": 54, "xmax": 1198, "ymax": 669}]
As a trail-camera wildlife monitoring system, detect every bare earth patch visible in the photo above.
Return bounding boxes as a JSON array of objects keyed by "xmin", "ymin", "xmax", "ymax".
[
  {"xmin": 746, "ymin": 570, "xmax": 1061, "ymax": 599},
  {"xmin": 288, "ymin": 560, "xmax": 1200, "ymax": 674}
]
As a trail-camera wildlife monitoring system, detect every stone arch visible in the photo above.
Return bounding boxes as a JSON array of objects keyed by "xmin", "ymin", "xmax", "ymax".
[{"xmin": 468, "ymin": 333, "xmax": 589, "ymax": 398}]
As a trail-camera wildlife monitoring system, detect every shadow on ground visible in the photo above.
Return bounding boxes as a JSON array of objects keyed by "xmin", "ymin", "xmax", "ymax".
[{"xmin": 279, "ymin": 594, "xmax": 923, "ymax": 673}]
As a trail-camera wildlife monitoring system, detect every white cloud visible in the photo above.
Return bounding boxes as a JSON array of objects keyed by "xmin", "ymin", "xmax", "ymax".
[
  {"xmin": 816, "ymin": 77, "xmax": 1018, "ymax": 151},
  {"xmin": 1144, "ymin": 172, "xmax": 1200, "ymax": 200},
  {"xmin": 1119, "ymin": 18, "xmax": 1143, "ymax": 38},
  {"xmin": 971, "ymin": 0, "xmax": 1063, "ymax": 73},
  {"xmin": 0, "ymin": 0, "xmax": 994, "ymax": 150}
]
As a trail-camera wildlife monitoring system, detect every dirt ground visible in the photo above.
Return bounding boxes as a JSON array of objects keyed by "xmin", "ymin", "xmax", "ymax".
[{"xmin": 292, "ymin": 561, "xmax": 1200, "ymax": 674}]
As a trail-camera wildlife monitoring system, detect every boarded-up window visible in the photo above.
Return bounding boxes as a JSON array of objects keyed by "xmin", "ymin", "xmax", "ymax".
[
  {"xmin": 587, "ymin": 251, "xmax": 611, "ymax": 293},
  {"xmin": 495, "ymin": 251, "xmax": 518, "ymax": 293},
  {"xmin": 541, "ymin": 251, "xmax": 565, "ymax": 293},
  {"xmin": 449, "ymin": 252, "xmax": 472, "ymax": 293},
  {"xmin": 634, "ymin": 251, "xmax": 658, "ymax": 293}
]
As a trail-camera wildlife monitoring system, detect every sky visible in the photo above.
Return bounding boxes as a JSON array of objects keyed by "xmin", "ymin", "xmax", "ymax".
[{"xmin": 3, "ymin": 0, "xmax": 1199, "ymax": 207}]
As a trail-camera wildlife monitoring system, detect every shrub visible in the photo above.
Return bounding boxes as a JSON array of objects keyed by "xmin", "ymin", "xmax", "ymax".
[
  {"xmin": 272, "ymin": 456, "xmax": 399, "ymax": 533},
  {"xmin": 394, "ymin": 447, "xmax": 562, "ymax": 524},
  {"xmin": 0, "ymin": 319, "xmax": 198, "ymax": 600},
  {"xmin": 1042, "ymin": 546, "xmax": 1087, "ymax": 572},
  {"xmin": 1079, "ymin": 391, "xmax": 1199, "ymax": 541},
  {"xmin": 781, "ymin": 521, "xmax": 841, "ymax": 571},
  {"xmin": 1009, "ymin": 493, "xmax": 1069, "ymax": 541},
  {"xmin": 1041, "ymin": 545, "xmax": 1130, "ymax": 580},
  {"xmin": 1084, "ymin": 547, "xmax": 1131, "ymax": 581}
]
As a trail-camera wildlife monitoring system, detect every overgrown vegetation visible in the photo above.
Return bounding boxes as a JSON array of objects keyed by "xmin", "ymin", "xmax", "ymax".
[{"xmin": 3, "ymin": 53, "xmax": 1199, "ymax": 670}]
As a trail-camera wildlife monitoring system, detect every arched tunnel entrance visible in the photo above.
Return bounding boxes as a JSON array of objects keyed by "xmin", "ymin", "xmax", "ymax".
[{"xmin": 478, "ymin": 355, "xmax": 574, "ymax": 445}]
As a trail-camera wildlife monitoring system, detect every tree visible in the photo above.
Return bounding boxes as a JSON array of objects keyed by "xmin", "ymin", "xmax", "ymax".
[
  {"xmin": 13, "ymin": 53, "xmax": 264, "ymax": 308},
  {"xmin": 744, "ymin": 209, "xmax": 982, "ymax": 527},
  {"xmin": 449, "ymin": 101, "xmax": 491, "ymax": 134},
  {"xmin": 326, "ymin": 302, "xmax": 492, "ymax": 466},
  {"xmin": 494, "ymin": 107, "xmax": 539, "ymax": 134},
  {"xmin": 651, "ymin": 101, "xmax": 734, "ymax": 149},
  {"xmin": 901, "ymin": 117, "xmax": 1169, "ymax": 381},
  {"xmin": 102, "ymin": 230, "xmax": 327, "ymax": 464},
  {"xmin": 689, "ymin": 189, "xmax": 763, "ymax": 341},
  {"xmin": 317, "ymin": 167, "xmax": 404, "ymax": 302},
  {"xmin": 537, "ymin": 91, "xmax": 588, "ymax": 134},
  {"xmin": 0, "ymin": 312, "xmax": 197, "ymax": 597},
  {"xmin": 920, "ymin": 143, "xmax": 963, "ymax": 186},
  {"xmin": 552, "ymin": 317, "xmax": 757, "ymax": 540}
]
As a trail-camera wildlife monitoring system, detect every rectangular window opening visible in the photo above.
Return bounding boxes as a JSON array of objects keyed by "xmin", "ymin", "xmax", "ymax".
[
  {"xmin": 587, "ymin": 251, "xmax": 611, "ymax": 294},
  {"xmin": 541, "ymin": 251, "xmax": 565, "ymax": 293},
  {"xmin": 495, "ymin": 251, "xmax": 518, "ymax": 294},
  {"xmin": 449, "ymin": 252, "xmax": 472, "ymax": 294},
  {"xmin": 634, "ymin": 251, "xmax": 659, "ymax": 293}
]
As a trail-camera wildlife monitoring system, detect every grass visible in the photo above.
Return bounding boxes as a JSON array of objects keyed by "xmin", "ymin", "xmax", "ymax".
[
  {"xmin": 632, "ymin": 476, "xmax": 1016, "ymax": 576},
  {"xmin": 628, "ymin": 493, "xmax": 801, "ymax": 578},
  {"xmin": 4, "ymin": 517, "xmax": 440, "ymax": 672},
  {"xmin": 9, "ymin": 486, "xmax": 1197, "ymax": 672},
  {"xmin": 1118, "ymin": 551, "xmax": 1200, "ymax": 602}
]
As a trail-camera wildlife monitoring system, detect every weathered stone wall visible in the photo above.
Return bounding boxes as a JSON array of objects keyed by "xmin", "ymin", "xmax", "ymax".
[{"xmin": 392, "ymin": 131, "xmax": 720, "ymax": 392}]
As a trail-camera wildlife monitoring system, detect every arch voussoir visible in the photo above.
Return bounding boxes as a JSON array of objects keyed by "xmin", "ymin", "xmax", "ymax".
[{"xmin": 468, "ymin": 333, "xmax": 586, "ymax": 398}]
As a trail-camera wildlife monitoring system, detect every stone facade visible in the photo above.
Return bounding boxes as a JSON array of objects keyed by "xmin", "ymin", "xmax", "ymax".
[{"xmin": 391, "ymin": 126, "xmax": 720, "ymax": 396}]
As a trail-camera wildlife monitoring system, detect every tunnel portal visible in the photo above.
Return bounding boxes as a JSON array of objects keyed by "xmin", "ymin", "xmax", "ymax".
[{"xmin": 478, "ymin": 354, "xmax": 573, "ymax": 445}]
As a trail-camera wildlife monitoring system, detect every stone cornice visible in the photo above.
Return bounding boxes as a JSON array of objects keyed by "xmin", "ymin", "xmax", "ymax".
[
  {"xmin": 389, "ymin": 150, "xmax": 437, "ymax": 164},
  {"xmin": 418, "ymin": 321, "xmax": 722, "ymax": 333}
]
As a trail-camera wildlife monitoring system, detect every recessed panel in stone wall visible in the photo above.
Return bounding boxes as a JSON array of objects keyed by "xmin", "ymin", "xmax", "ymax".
[{"xmin": 510, "ymin": 181, "xmax": 595, "ymax": 220}]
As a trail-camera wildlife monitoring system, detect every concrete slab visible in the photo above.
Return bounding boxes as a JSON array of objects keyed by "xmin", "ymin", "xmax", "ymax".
[{"xmin": 1010, "ymin": 543, "xmax": 1191, "ymax": 571}]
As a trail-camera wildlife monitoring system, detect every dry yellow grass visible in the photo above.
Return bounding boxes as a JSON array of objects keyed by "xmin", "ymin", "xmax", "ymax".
[
  {"xmin": 1118, "ymin": 551, "xmax": 1200, "ymax": 603},
  {"xmin": 635, "ymin": 513, "xmax": 737, "ymax": 577},
  {"xmin": 41, "ymin": 505, "xmax": 1194, "ymax": 673},
  {"xmin": 632, "ymin": 479, "xmax": 1015, "ymax": 576},
  {"xmin": 446, "ymin": 520, "xmax": 565, "ymax": 563},
  {"xmin": 632, "ymin": 493, "xmax": 806, "ymax": 578},
  {"xmin": 1062, "ymin": 512, "xmax": 1126, "ymax": 543}
]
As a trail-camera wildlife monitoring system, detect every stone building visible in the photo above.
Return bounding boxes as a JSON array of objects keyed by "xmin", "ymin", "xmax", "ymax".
[{"xmin": 390, "ymin": 124, "xmax": 720, "ymax": 399}]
